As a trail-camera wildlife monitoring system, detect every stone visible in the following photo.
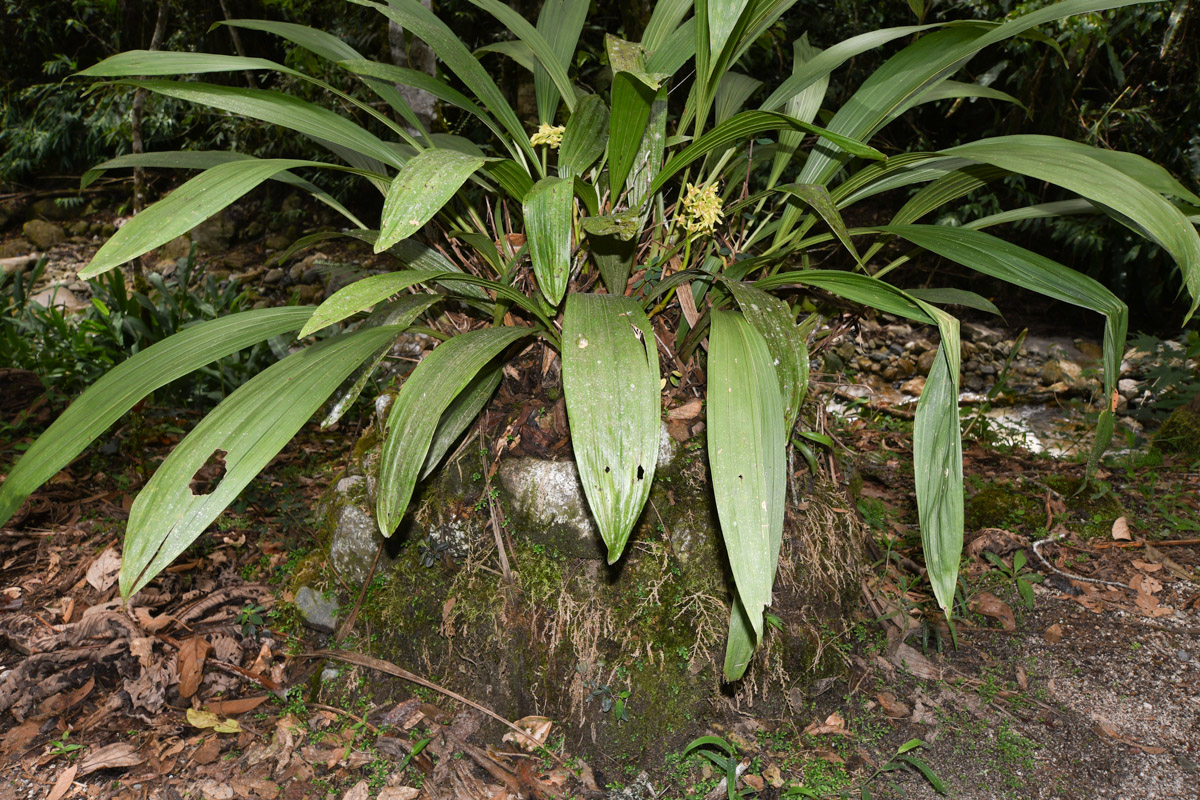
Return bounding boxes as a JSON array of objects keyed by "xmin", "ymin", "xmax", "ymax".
[
  {"xmin": 1118, "ymin": 378, "xmax": 1141, "ymax": 400},
  {"xmin": 964, "ymin": 374, "xmax": 985, "ymax": 392},
  {"xmin": 917, "ymin": 349, "xmax": 937, "ymax": 375},
  {"xmin": 296, "ymin": 284, "xmax": 321, "ymax": 303},
  {"xmin": 245, "ymin": 220, "xmax": 265, "ymax": 239},
  {"xmin": 264, "ymin": 234, "xmax": 291, "ymax": 251},
  {"xmin": 900, "ymin": 376, "xmax": 926, "ymax": 396},
  {"xmin": 192, "ymin": 213, "xmax": 237, "ymax": 252},
  {"xmin": 960, "ymin": 341, "xmax": 977, "ymax": 359},
  {"xmin": 21, "ymin": 219, "xmax": 65, "ymax": 250},
  {"xmin": 67, "ymin": 220, "xmax": 90, "ymax": 237},
  {"xmin": 160, "ymin": 235, "xmax": 193, "ymax": 262},
  {"xmin": 962, "ymin": 321, "xmax": 1003, "ymax": 345},
  {"xmin": 29, "ymin": 198, "xmax": 81, "ymax": 221},
  {"xmin": 499, "ymin": 458, "xmax": 603, "ymax": 559},
  {"xmin": 288, "ymin": 262, "xmax": 307, "ymax": 281},
  {"xmin": 99, "ymin": 222, "xmax": 117, "ymax": 237},
  {"xmin": 329, "ymin": 501, "xmax": 390, "ymax": 584},
  {"xmin": 294, "ymin": 586, "xmax": 338, "ymax": 633},
  {"xmin": 0, "ymin": 238, "xmax": 33, "ymax": 258},
  {"xmin": 209, "ymin": 269, "xmax": 232, "ymax": 282},
  {"xmin": 264, "ymin": 268, "xmax": 285, "ymax": 284},
  {"xmin": 30, "ymin": 285, "xmax": 86, "ymax": 312},
  {"xmin": 1040, "ymin": 359, "xmax": 1081, "ymax": 386},
  {"xmin": 834, "ymin": 340, "xmax": 856, "ymax": 361},
  {"xmin": 1154, "ymin": 400, "xmax": 1200, "ymax": 458}
]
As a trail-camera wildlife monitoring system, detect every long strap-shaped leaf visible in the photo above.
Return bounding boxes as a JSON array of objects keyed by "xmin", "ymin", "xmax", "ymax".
[
  {"xmin": 300, "ymin": 271, "xmax": 439, "ymax": 337},
  {"xmin": 80, "ymin": 151, "xmax": 368, "ymax": 229},
  {"xmin": 82, "ymin": 159, "xmax": 326, "ymax": 277},
  {"xmin": 376, "ymin": 149, "xmax": 486, "ymax": 252},
  {"xmin": 651, "ymin": 111, "xmax": 884, "ymax": 197},
  {"xmin": 561, "ymin": 294, "xmax": 660, "ymax": 563},
  {"xmin": 523, "ymin": 177, "xmax": 574, "ymax": 306},
  {"xmin": 0, "ymin": 307, "xmax": 312, "ymax": 528},
  {"xmin": 881, "ymin": 223, "xmax": 1129, "ymax": 476},
  {"xmin": 358, "ymin": 0, "xmax": 539, "ymax": 171},
  {"xmin": 943, "ymin": 135, "xmax": 1200, "ymax": 319},
  {"xmin": 707, "ymin": 311, "xmax": 786, "ymax": 680},
  {"xmin": 377, "ymin": 327, "xmax": 533, "ymax": 536},
  {"xmin": 721, "ymin": 278, "xmax": 808, "ymax": 432},
  {"xmin": 911, "ymin": 302, "xmax": 963, "ymax": 615},
  {"xmin": 120, "ymin": 324, "xmax": 403, "ymax": 597},
  {"xmin": 115, "ymin": 79, "xmax": 406, "ymax": 170}
]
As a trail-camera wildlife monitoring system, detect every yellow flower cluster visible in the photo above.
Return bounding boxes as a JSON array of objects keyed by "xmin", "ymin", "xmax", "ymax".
[
  {"xmin": 529, "ymin": 124, "xmax": 566, "ymax": 149},
  {"xmin": 681, "ymin": 182, "xmax": 724, "ymax": 235}
]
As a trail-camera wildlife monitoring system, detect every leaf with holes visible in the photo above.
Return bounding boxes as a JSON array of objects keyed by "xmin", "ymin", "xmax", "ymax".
[
  {"xmin": 562, "ymin": 294, "xmax": 660, "ymax": 562},
  {"xmin": 120, "ymin": 325, "xmax": 403, "ymax": 597}
]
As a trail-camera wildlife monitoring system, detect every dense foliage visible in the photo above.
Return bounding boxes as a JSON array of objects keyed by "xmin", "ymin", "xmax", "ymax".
[{"xmin": 1, "ymin": 0, "xmax": 1197, "ymax": 681}]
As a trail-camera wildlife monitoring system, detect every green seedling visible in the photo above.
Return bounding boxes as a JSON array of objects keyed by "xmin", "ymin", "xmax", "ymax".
[
  {"xmin": 984, "ymin": 549, "xmax": 1043, "ymax": 609},
  {"xmin": 786, "ymin": 739, "xmax": 946, "ymax": 798},
  {"xmin": 49, "ymin": 731, "xmax": 85, "ymax": 761},
  {"xmin": 683, "ymin": 736, "xmax": 746, "ymax": 800}
]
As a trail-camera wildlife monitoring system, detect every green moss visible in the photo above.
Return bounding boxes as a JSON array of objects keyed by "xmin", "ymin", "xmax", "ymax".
[
  {"xmin": 964, "ymin": 482, "xmax": 1042, "ymax": 533},
  {"xmin": 1044, "ymin": 475, "xmax": 1125, "ymax": 539},
  {"xmin": 1154, "ymin": 404, "xmax": 1200, "ymax": 459}
]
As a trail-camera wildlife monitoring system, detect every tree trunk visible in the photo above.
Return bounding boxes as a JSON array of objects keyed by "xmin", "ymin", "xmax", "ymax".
[{"xmin": 388, "ymin": 0, "xmax": 438, "ymax": 136}]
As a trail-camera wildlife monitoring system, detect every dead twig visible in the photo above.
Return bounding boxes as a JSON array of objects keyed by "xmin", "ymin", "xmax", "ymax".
[{"xmin": 299, "ymin": 649, "xmax": 565, "ymax": 766}]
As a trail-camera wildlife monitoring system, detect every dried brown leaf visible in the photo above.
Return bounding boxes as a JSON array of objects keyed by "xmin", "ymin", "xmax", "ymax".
[
  {"xmin": 77, "ymin": 742, "xmax": 143, "ymax": 776},
  {"xmin": 969, "ymin": 591, "xmax": 1017, "ymax": 631},
  {"xmin": 1111, "ymin": 516, "xmax": 1131, "ymax": 541},
  {"xmin": 46, "ymin": 764, "xmax": 78, "ymax": 800},
  {"xmin": 178, "ymin": 636, "xmax": 211, "ymax": 699},
  {"xmin": 1044, "ymin": 623, "xmax": 1064, "ymax": 644},
  {"xmin": 207, "ymin": 695, "xmax": 269, "ymax": 716},
  {"xmin": 85, "ymin": 547, "xmax": 121, "ymax": 592},
  {"xmin": 876, "ymin": 691, "xmax": 910, "ymax": 719}
]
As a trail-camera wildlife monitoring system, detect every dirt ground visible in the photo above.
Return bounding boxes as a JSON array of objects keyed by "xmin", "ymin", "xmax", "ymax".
[
  {"xmin": 1, "ymin": 392, "xmax": 1199, "ymax": 800},
  {"xmin": 2, "ymin": 193, "xmax": 1200, "ymax": 799}
]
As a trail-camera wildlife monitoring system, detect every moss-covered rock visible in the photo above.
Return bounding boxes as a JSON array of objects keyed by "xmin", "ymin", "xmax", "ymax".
[
  {"xmin": 315, "ymin": 420, "xmax": 866, "ymax": 772},
  {"xmin": 1154, "ymin": 401, "xmax": 1200, "ymax": 459}
]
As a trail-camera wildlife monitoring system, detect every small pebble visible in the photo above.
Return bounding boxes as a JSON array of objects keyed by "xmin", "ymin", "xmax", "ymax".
[
  {"xmin": 1177, "ymin": 650, "xmax": 1191, "ymax": 662},
  {"xmin": 321, "ymin": 667, "xmax": 339, "ymax": 682}
]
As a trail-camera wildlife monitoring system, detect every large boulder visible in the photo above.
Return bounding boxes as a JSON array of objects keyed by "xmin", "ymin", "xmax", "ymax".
[
  {"xmin": 21, "ymin": 219, "xmax": 65, "ymax": 250},
  {"xmin": 308, "ymin": 398, "xmax": 867, "ymax": 773}
]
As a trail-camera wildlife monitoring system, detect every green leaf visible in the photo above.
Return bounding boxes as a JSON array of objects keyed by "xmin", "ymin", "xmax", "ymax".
[
  {"xmin": 483, "ymin": 159, "xmax": 535, "ymax": 203},
  {"xmin": 642, "ymin": 0, "xmax": 692, "ymax": 51},
  {"xmin": 714, "ymin": 72, "xmax": 762, "ymax": 124},
  {"xmin": 79, "ymin": 150, "xmax": 368, "ymax": 228},
  {"xmin": 707, "ymin": 311, "xmax": 786, "ymax": 680},
  {"xmin": 626, "ymin": 88, "xmax": 669, "ymax": 211},
  {"xmin": 323, "ymin": 294, "xmax": 440, "ymax": 427},
  {"xmin": 882, "ymin": 223, "xmax": 1128, "ymax": 471},
  {"xmin": 912, "ymin": 79, "xmax": 1027, "ymax": 112},
  {"xmin": 582, "ymin": 211, "xmax": 640, "ymax": 294},
  {"xmin": 376, "ymin": 149, "xmax": 486, "ymax": 252},
  {"xmin": 356, "ymin": 0, "xmax": 538, "ymax": 169},
  {"xmin": 754, "ymin": 270, "xmax": 935, "ymax": 324},
  {"xmin": 561, "ymin": 295, "xmax": 660, "ymax": 563},
  {"xmin": 534, "ymin": 0, "xmax": 588, "ymax": 123},
  {"xmin": 609, "ymin": 71, "xmax": 660, "ymax": 202},
  {"xmin": 114, "ymin": 79, "xmax": 405, "ymax": 170},
  {"xmin": 300, "ymin": 272, "xmax": 436, "ymax": 337},
  {"xmin": 722, "ymin": 278, "xmax": 807, "ymax": 431},
  {"xmin": 944, "ymin": 135, "xmax": 1200, "ymax": 318},
  {"xmin": 468, "ymin": 0, "xmax": 577, "ymax": 115},
  {"xmin": 906, "ymin": 288, "xmax": 1001, "ymax": 316},
  {"xmin": 420, "ymin": 362, "xmax": 504, "ymax": 481},
  {"xmin": 911, "ymin": 301, "xmax": 963, "ymax": 613},
  {"xmin": 120, "ymin": 324, "xmax": 402, "ymax": 597},
  {"xmin": 767, "ymin": 35, "xmax": 828, "ymax": 189},
  {"xmin": 82, "ymin": 159, "xmax": 320, "ymax": 278},
  {"xmin": 523, "ymin": 177, "xmax": 575, "ymax": 306},
  {"xmin": 652, "ymin": 111, "xmax": 884, "ymax": 197},
  {"xmin": 377, "ymin": 327, "xmax": 533, "ymax": 536},
  {"xmin": 558, "ymin": 94, "xmax": 609, "ymax": 178},
  {"xmin": 777, "ymin": 184, "xmax": 861, "ymax": 264},
  {"xmin": 0, "ymin": 308, "xmax": 312, "ymax": 528}
]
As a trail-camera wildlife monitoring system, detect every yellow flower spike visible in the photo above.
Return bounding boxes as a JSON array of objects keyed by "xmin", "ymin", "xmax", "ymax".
[
  {"xmin": 681, "ymin": 182, "xmax": 724, "ymax": 235},
  {"xmin": 529, "ymin": 123, "xmax": 566, "ymax": 149}
]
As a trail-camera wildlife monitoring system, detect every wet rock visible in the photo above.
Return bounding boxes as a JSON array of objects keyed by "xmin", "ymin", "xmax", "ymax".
[
  {"xmin": 99, "ymin": 222, "xmax": 117, "ymax": 237},
  {"xmin": 67, "ymin": 220, "xmax": 90, "ymax": 237},
  {"xmin": 245, "ymin": 220, "xmax": 265, "ymax": 240},
  {"xmin": 835, "ymin": 340, "xmax": 856, "ymax": 361},
  {"xmin": 960, "ymin": 341, "xmax": 977, "ymax": 359},
  {"xmin": 294, "ymin": 586, "xmax": 338, "ymax": 633},
  {"xmin": 869, "ymin": 350, "xmax": 889, "ymax": 363},
  {"xmin": 264, "ymin": 268, "xmax": 285, "ymax": 284},
  {"xmin": 912, "ymin": 338, "xmax": 935, "ymax": 353},
  {"xmin": 22, "ymin": 219, "xmax": 65, "ymax": 250},
  {"xmin": 980, "ymin": 363, "xmax": 997, "ymax": 376},
  {"xmin": 328, "ymin": 479, "xmax": 393, "ymax": 584},
  {"xmin": 1154, "ymin": 400, "xmax": 1200, "ymax": 457},
  {"xmin": 900, "ymin": 376, "xmax": 926, "ymax": 396},
  {"xmin": 209, "ymin": 269, "xmax": 232, "ymax": 282},
  {"xmin": 964, "ymin": 374, "xmax": 985, "ymax": 392},
  {"xmin": 888, "ymin": 343, "xmax": 905, "ymax": 356},
  {"xmin": 30, "ymin": 285, "xmax": 86, "ymax": 312},
  {"xmin": 297, "ymin": 284, "xmax": 322, "ymax": 303},
  {"xmin": 499, "ymin": 458, "xmax": 602, "ymax": 559}
]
